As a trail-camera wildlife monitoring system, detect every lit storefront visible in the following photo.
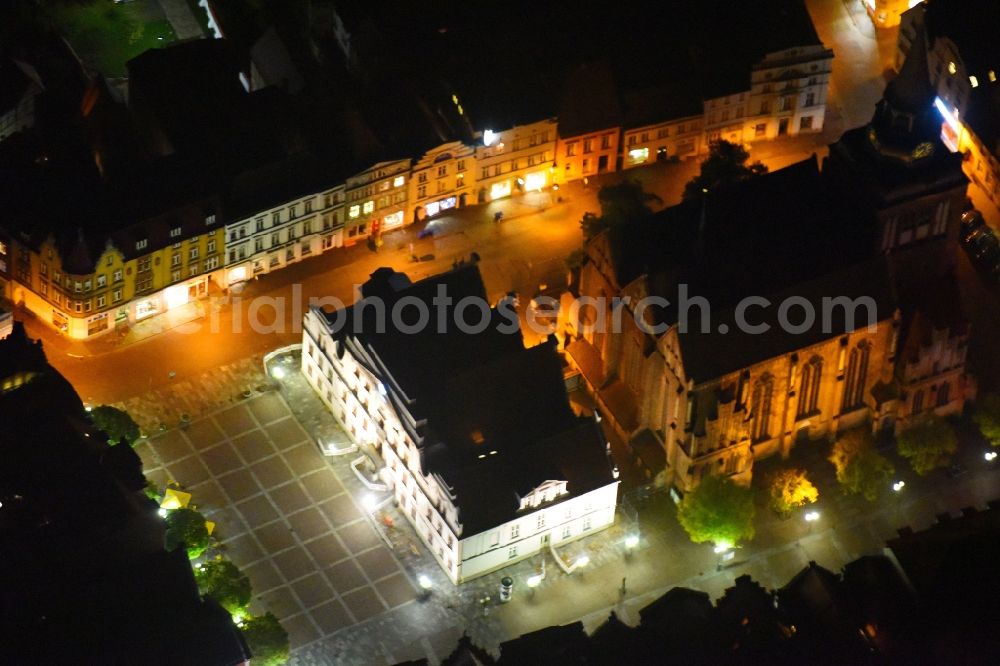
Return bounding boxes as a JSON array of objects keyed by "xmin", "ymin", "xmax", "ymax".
[
  {"xmin": 523, "ymin": 171, "xmax": 547, "ymax": 191},
  {"xmin": 228, "ymin": 266, "xmax": 248, "ymax": 285},
  {"xmin": 423, "ymin": 196, "xmax": 457, "ymax": 218},
  {"xmin": 490, "ymin": 180, "xmax": 512, "ymax": 200},
  {"xmin": 135, "ymin": 297, "xmax": 160, "ymax": 320},
  {"xmin": 382, "ymin": 210, "xmax": 405, "ymax": 230},
  {"xmin": 627, "ymin": 147, "xmax": 650, "ymax": 165}
]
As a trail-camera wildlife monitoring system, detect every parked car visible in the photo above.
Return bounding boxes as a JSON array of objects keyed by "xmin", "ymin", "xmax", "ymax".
[
  {"xmin": 961, "ymin": 209, "xmax": 985, "ymax": 239},
  {"xmin": 969, "ymin": 228, "xmax": 999, "ymax": 262}
]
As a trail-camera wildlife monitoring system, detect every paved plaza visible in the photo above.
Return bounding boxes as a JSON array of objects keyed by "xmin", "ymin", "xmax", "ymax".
[{"xmin": 136, "ymin": 390, "xmax": 418, "ymax": 652}]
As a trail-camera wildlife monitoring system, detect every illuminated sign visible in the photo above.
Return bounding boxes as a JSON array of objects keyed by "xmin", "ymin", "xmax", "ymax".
[
  {"xmin": 426, "ymin": 201, "xmax": 440, "ymax": 217},
  {"xmin": 490, "ymin": 181, "xmax": 512, "ymax": 200},
  {"xmin": 483, "ymin": 129, "xmax": 498, "ymax": 146},
  {"xmin": 383, "ymin": 211, "xmax": 404, "ymax": 228},
  {"xmin": 363, "ymin": 201, "xmax": 375, "ymax": 214},
  {"xmin": 440, "ymin": 196, "xmax": 456, "ymax": 210},
  {"xmin": 628, "ymin": 148, "xmax": 650, "ymax": 165},
  {"xmin": 524, "ymin": 171, "xmax": 546, "ymax": 191},
  {"xmin": 228, "ymin": 266, "xmax": 247, "ymax": 284}
]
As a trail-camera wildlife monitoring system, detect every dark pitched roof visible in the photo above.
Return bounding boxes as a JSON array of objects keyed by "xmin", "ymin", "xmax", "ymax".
[
  {"xmin": 884, "ymin": 27, "xmax": 934, "ymax": 116},
  {"xmin": 557, "ymin": 62, "xmax": 621, "ymax": 137},
  {"xmin": 323, "ymin": 265, "xmax": 614, "ymax": 534},
  {"xmin": 679, "ymin": 257, "xmax": 897, "ymax": 384},
  {"xmin": 498, "ymin": 622, "xmax": 588, "ymax": 664}
]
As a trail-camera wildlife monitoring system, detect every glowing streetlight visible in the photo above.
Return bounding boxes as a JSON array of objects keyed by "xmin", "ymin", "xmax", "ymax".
[
  {"xmin": 985, "ymin": 451, "xmax": 997, "ymax": 462},
  {"xmin": 575, "ymin": 555, "xmax": 590, "ymax": 568},
  {"xmin": 892, "ymin": 480, "xmax": 906, "ymax": 492},
  {"xmin": 526, "ymin": 574, "xmax": 542, "ymax": 588},
  {"xmin": 271, "ymin": 366, "xmax": 286, "ymax": 380},
  {"xmin": 713, "ymin": 541, "xmax": 732, "ymax": 554},
  {"xmin": 362, "ymin": 494, "xmax": 378, "ymax": 512},
  {"xmin": 625, "ymin": 534, "xmax": 639, "ymax": 549},
  {"xmin": 418, "ymin": 574, "xmax": 433, "ymax": 590},
  {"xmin": 157, "ymin": 508, "xmax": 167, "ymax": 517},
  {"xmin": 804, "ymin": 511, "xmax": 820, "ymax": 522}
]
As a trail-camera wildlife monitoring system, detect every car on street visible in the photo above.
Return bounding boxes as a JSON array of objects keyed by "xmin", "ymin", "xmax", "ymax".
[{"xmin": 961, "ymin": 209, "xmax": 985, "ymax": 239}]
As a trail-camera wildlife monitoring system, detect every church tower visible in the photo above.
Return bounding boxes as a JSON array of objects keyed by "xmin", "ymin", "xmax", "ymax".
[{"xmin": 825, "ymin": 25, "xmax": 967, "ymax": 284}]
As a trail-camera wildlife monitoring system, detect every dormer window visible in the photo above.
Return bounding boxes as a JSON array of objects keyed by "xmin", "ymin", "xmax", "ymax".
[
  {"xmin": 135, "ymin": 239, "xmax": 148, "ymax": 251},
  {"xmin": 205, "ymin": 214, "xmax": 216, "ymax": 225},
  {"xmin": 170, "ymin": 227, "xmax": 182, "ymax": 238}
]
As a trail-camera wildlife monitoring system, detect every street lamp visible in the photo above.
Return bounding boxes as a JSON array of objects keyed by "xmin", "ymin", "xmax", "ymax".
[
  {"xmin": 575, "ymin": 555, "xmax": 590, "ymax": 568},
  {"xmin": 892, "ymin": 481, "xmax": 906, "ymax": 492},
  {"xmin": 713, "ymin": 541, "xmax": 732, "ymax": 554},
  {"xmin": 271, "ymin": 366, "xmax": 286, "ymax": 380},
  {"xmin": 418, "ymin": 574, "xmax": 433, "ymax": 590},
  {"xmin": 362, "ymin": 494, "xmax": 378, "ymax": 512},
  {"xmin": 804, "ymin": 511, "xmax": 820, "ymax": 522},
  {"xmin": 985, "ymin": 451, "xmax": 998, "ymax": 462},
  {"xmin": 624, "ymin": 534, "xmax": 639, "ymax": 549},
  {"xmin": 157, "ymin": 508, "xmax": 167, "ymax": 517}
]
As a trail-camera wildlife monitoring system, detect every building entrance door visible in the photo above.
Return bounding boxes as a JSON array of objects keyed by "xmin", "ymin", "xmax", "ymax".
[
  {"xmin": 778, "ymin": 118, "xmax": 789, "ymax": 136},
  {"xmin": 598, "ymin": 155, "xmax": 609, "ymax": 172}
]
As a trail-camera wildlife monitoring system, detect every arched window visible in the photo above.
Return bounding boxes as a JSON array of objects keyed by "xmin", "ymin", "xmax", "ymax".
[
  {"xmin": 912, "ymin": 389, "xmax": 925, "ymax": 415},
  {"xmin": 936, "ymin": 382, "xmax": 951, "ymax": 407},
  {"xmin": 797, "ymin": 356, "xmax": 823, "ymax": 417},
  {"xmin": 842, "ymin": 342, "xmax": 871, "ymax": 412},
  {"xmin": 750, "ymin": 374, "xmax": 774, "ymax": 440}
]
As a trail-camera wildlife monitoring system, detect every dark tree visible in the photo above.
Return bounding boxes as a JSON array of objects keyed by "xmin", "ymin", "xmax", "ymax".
[
  {"xmin": 241, "ymin": 613, "xmax": 290, "ymax": 666},
  {"xmin": 973, "ymin": 393, "xmax": 1000, "ymax": 448},
  {"xmin": 897, "ymin": 414, "xmax": 957, "ymax": 475},
  {"xmin": 164, "ymin": 507, "xmax": 210, "ymax": 559},
  {"xmin": 195, "ymin": 558, "xmax": 252, "ymax": 614},
  {"xmin": 683, "ymin": 140, "xmax": 767, "ymax": 200},
  {"xmin": 580, "ymin": 180, "xmax": 661, "ymax": 240},
  {"xmin": 90, "ymin": 405, "xmax": 140, "ymax": 445}
]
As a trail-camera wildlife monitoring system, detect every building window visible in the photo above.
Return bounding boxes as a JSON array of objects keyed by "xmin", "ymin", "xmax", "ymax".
[
  {"xmin": 135, "ymin": 239, "xmax": 147, "ymax": 251},
  {"xmin": 583, "ymin": 517, "xmax": 592, "ymax": 531},
  {"xmin": 912, "ymin": 389, "xmax": 925, "ymax": 415},
  {"xmin": 755, "ymin": 123, "xmax": 767, "ymax": 137},
  {"xmin": 508, "ymin": 546, "xmax": 517, "ymax": 559},
  {"xmin": 289, "ymin": 204, "xmax": 298, "ymax": 219},
  {"xmin": 600, "ymin": 134, "xmax": 611, "ymax": 149},
  {"xmin": 171, "ymin": 269, "xmax": 181, "ymax": 282},
  {"xmin": 349, "ymin": 205, "xmax": 360, "ymax": 218},
  {"xmin": 172, "ymin": 254, "xmax": 181, "ymax": 267},
  {"xmin": 510, "ymin": 524, "xmax": 520, "ymax": 539},
  {"xmin": 805, "ymin": 92, "xmax": 816, "ymax": 107},
  {"xmin": 113, "ymin": 289, "xmax": 122, "ymax": 302},
  {"xmin": 583, "ymin": 138, "xmax": 594, "ymax": 153},
  {"xmin": 418, "ymin": 172, "xmax": 428, "ymax": 184},
  {"xmin": 750, "ymin": 375, "xmax": 774, "ymax": 440},
  {"xmin": 363, "ymin": 201, "xmax": 374, "ymax": 214},
  {"xmin": 760, "ymin": 101, "xmax": 771, "ymax": 114},
  {"xmin": 936, "ymin": 382, "xmax": 951, "ymax": 407},
  {"xmin": 842, "ymin": 343, "xmax": 870, "ymax": 412},
  {"xmin": 797, "ymin": 357, "xmax": 823, "ymax": 417},
  {"xmin": 562, "ymin": 525, "xmax": 571, "ymax": 539},
  {"xmin": 800, "ymin": 116, "xmax": 813, "ymax": 130},
  {"xmin": 207, "ymin": 239, "xmax": 216, "ymax": 253},
  {"xmin": 255, "ymin": 218, "xmax": 264, "ymax": 232},
  {"xmin": 305, "ymin": 200, "xmax": 313, "ymax": 213},
  {"xmin": 113, "ymin": 269, "xmax": 122, "ymax": 283},
  {"xmin": 169, "ymin": 227, "xmax": 182, "ymax": 238},
  {"xmin": 537, "ymin": 514, "xmax": 545, "ymax": 529},
  {"xmin": 205, "ymin": 256, "xmax": 219, "ymax": 270},
  {"xmin": 97, "ymin": 295, "xmax": 106, "ymax": 308},
  {"xmin": 457, "ymin": 160, "xmax": 465, "ymax": 171},
  {"xmin": 437, "ymin": 165, "xmax": 447, "ymax": 177},
  {"xmin": 565, "ymin": 142, "xmax": 577, "ymax": 157},
  {"xmin": 272, "ymin": 212, "xmax": 280, "ymax": 224},
  {"xmin": 189, "ymin": 247, "xmax": 199, "ymax": 260}
]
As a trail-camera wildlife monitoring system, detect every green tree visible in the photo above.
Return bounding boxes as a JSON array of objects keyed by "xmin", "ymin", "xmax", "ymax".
[
  {"xmin": 768, "ymin": 469, "xmax": 819, "ymax": 516},
  {"xmin": 829, "ymin": 428, "xmax": 895, "ymax": 501},
  {"xmin": 241, "ymin": 613, "xmax": 290, "ymax": 666},
  {"xmin": 683, "ymin": 139, "xmax": 767, "ymax": 201},
  {"xmin": 164, "ymin": 507, "xmax": 210, "ymax": 559},
  {"xmin": 897, "ymin": 414, "xmax": 958, "ymax": 475},
  {"xmin": 677, "ymin": 473, "xmax": 755, "ymax": 546},
  {"xmin": 972, "ymin": 393, "xmax": 1000, "ymax": 448},
  {"xmin": 579, "ymin": 180, "xmax": 661, "ymax": 240},
  {"xmin": 196, "ymin": 558, "xmax": 252, "ymax": 615},
  {"xmin": 90, "ymin": 405, "xmax": 140, "ymax": 445}
]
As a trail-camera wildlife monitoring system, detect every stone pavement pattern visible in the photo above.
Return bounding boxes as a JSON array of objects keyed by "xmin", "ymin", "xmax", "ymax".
[
  {"xmin": 136, "ymin": 390, "xmax": 418, "ymax": 654},
  {"xmin": 113, "ymin": 355, "xmax": 267, "ymax": 434}
]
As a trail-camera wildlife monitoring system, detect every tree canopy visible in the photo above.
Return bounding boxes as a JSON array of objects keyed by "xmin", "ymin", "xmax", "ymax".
[
  {"xmin": 829, "ymin": 428, "xmax": 895, "ymax": 501},
  {"xmin": 677, "ymin": 473, "xmax": 755, "ymax": 546},
  {"xmin": 682, "ymin": 140, "xmax": 767, "ymax": 201},
  {"xmin": 90, "ymin": 405, "xmax": 140, "ymax": 445},
  {"xmin": 241, "ymin": 613, "xmax": 290, "ymax": 666},
  {"xmin": 972, "ymin": 393, "xmax": 1000, "ymax": 448},
  {"xmin": 196, "ymin": 558, "xmax": 252, "ymax": 615},
  {"xmin": 768, "ymin": 469, "xmax": 819, "ymax": 516},
  {"xmin": 896, "ymin": 414, "xmax": 958, "ymax": 475},
  {"xmin": 164, "ymin": 507, "xmax": 210, "ymax": 560},
  {"xmin": 580, "ymin": 180, "xmax": 661, "ymax": 240}
]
